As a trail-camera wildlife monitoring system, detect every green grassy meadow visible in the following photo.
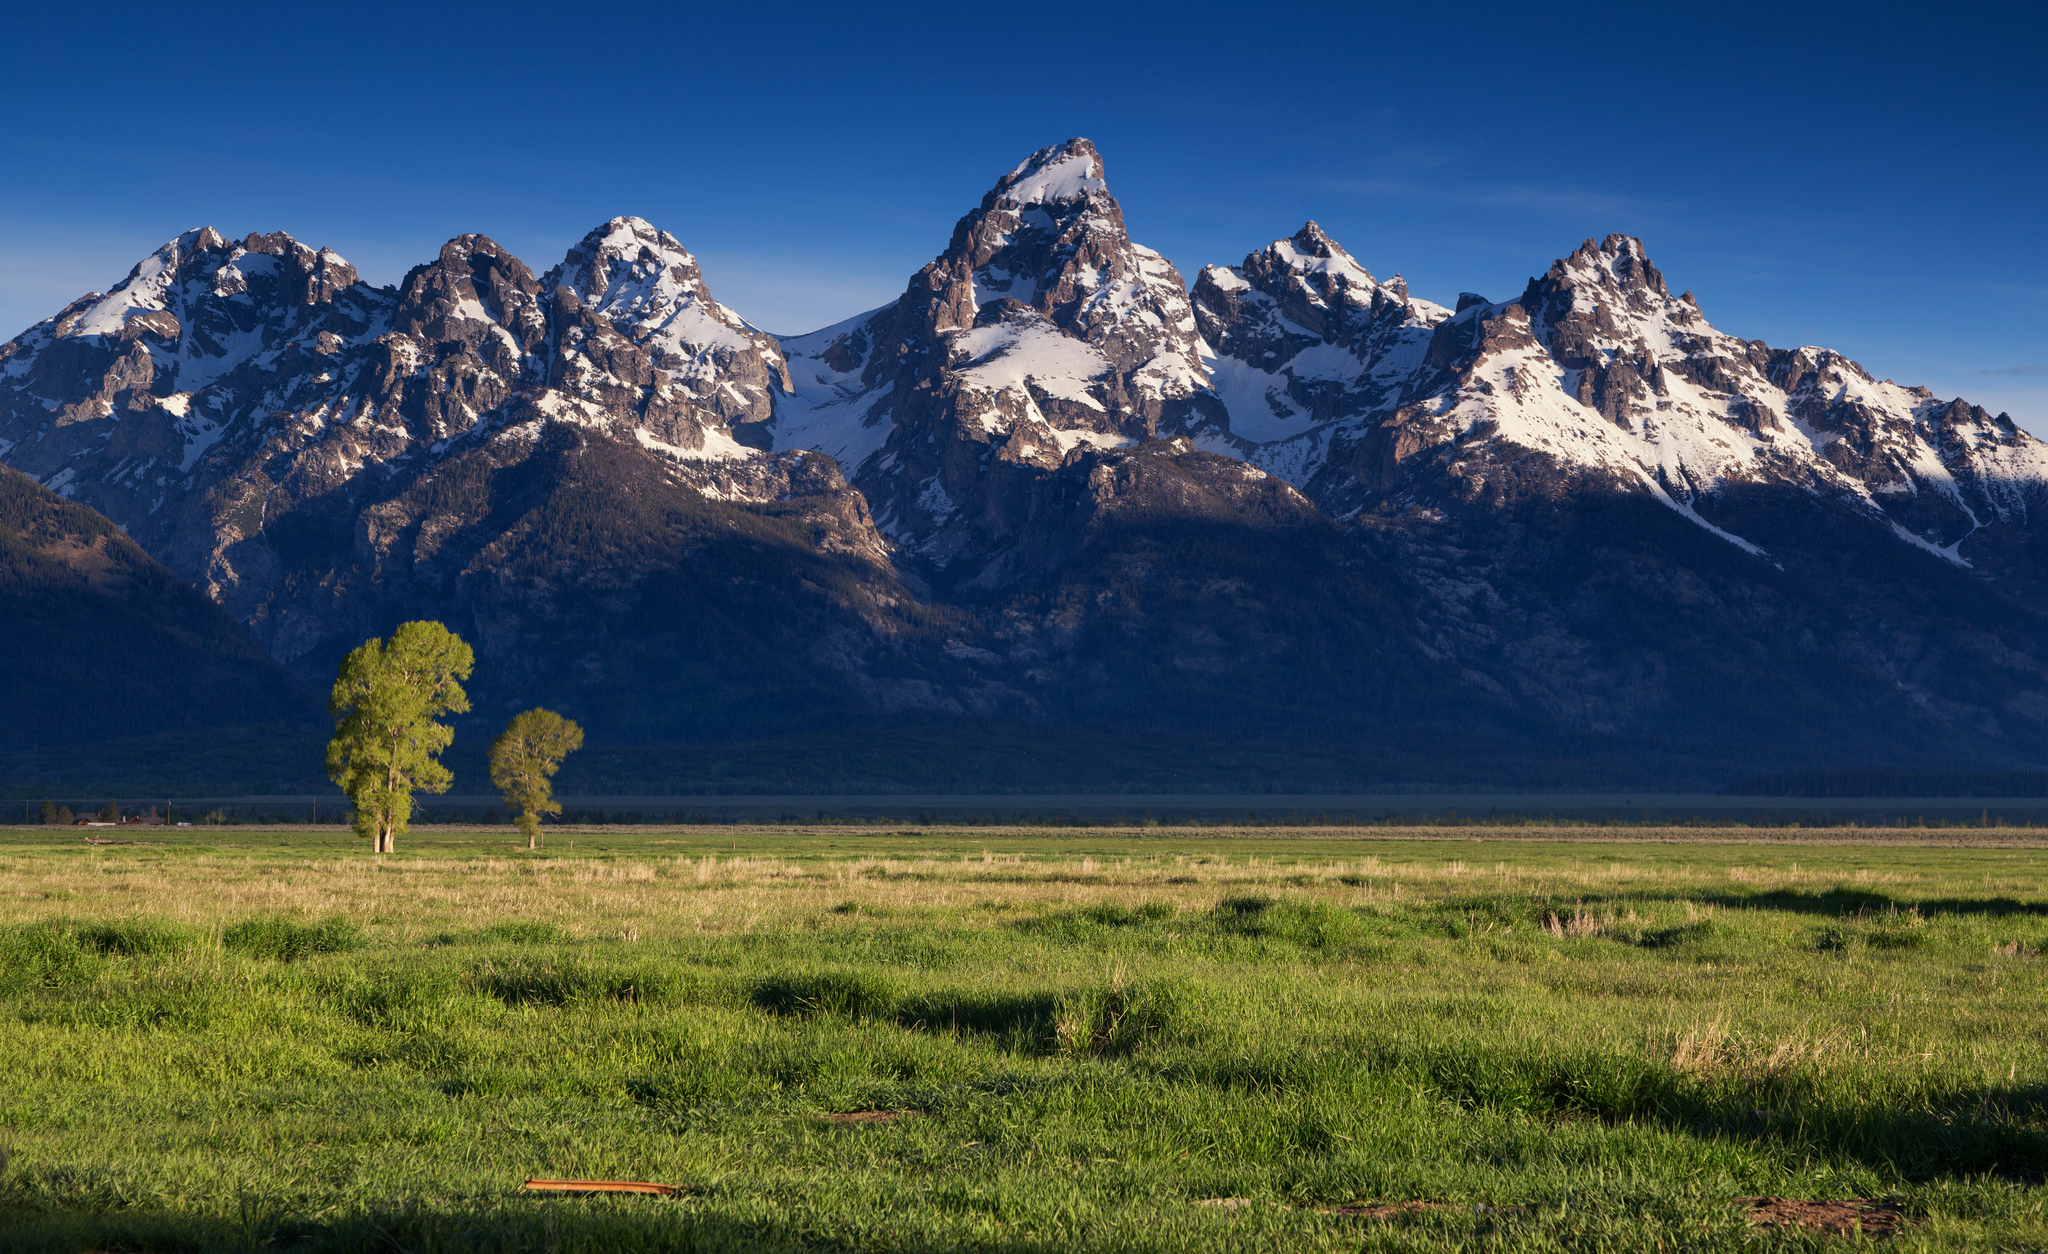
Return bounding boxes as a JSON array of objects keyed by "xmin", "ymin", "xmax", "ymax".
[{"xmin": 0, "ymin": 824, "xmax": 2043, "ymax": 1251}]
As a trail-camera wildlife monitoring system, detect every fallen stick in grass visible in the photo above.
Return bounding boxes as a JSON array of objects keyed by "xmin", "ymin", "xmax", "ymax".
[{"xmin": 524, "ymin": 1179, "xmax": 678, "ymax": 1196}]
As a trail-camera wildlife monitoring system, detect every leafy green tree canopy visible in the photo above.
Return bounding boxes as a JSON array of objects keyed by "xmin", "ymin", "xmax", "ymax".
[
  {"xmin": 326, "ymin": 621, "xmax": 473, "ymax": 854},
  {"xmin": 490, "ymin": 708, "xmax": 584, "ymax": 849}
]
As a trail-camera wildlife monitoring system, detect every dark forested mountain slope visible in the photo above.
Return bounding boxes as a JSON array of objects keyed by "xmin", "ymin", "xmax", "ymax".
[{"xmin": 0, "ymin": 467, "xmax": 317, "ymax": 748}]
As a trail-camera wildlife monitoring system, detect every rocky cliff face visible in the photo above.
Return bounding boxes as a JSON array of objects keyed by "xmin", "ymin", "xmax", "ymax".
[{"xmin": 5, "ymin": 141, "xmax": 2048, "ymax": 779}]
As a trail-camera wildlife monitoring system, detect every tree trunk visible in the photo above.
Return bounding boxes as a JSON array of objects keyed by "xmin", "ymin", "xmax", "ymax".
[{"xmin": 381, "ymin": 734, "xmax": 402, "ymax": 856}]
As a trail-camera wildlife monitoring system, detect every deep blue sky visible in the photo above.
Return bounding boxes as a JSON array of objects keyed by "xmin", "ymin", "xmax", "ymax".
[{"xmin": 3, "ymin": 1, "xmax": 2041, "ymax": 426}]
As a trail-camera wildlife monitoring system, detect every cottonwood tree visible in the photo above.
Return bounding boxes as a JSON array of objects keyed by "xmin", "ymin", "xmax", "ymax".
[
  {"xmin": 490, "ymin": 708, "xmax": 584, "ymax": 849},
  {"xmin": 326, "ymin": 621, "xmax": 474, "ymax": 854}
]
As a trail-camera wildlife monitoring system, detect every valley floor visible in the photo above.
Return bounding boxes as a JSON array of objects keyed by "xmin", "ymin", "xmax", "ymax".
[{"xmin": 0, "ymin": 826, "xmax": 2043, "ymax": 1251}]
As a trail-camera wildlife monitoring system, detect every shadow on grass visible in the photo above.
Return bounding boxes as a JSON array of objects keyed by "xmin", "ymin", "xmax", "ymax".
[
  {"xmin": 0, "ymin": 1202, "xmax": 902, "ymax": 1254},
  {"xmin": 1699, "ymin": 890, "xmax": 2048, "ymax": 919},
  {"xmin": 1381, "ymin": 1043, "xmax": 2048, "ymax": 1182},
  {"xmin": 895, "ymin": 989, "xmax": 1061, "ymax": 1040},
  {"xmin": 745, "ymin": 973, "xmax": 1204, "ymax": 1058},
  {"xmin": 1014, "ymin": 896, "xmax": 1385, "ymax": 953},
  {"xmin": 472, "ymin": 960, "xmax": 664, "ymax": 1006},
  {"xmin": 0, "ymin": 1190, "xmax": 1168, "ymax": 1253},
  {"xmin": 748, "ymin": 973, "xmax": 1061, "ymax": 1051},
  {"xmin": 1424, "ymin": 886, "xmax": 2048, "ymax": 924}
]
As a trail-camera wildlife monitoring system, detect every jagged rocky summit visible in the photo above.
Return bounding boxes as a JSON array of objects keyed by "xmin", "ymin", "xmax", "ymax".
[{"xmin": 5, "ymin": 137, "xmax": 2047, "ymax": 781}]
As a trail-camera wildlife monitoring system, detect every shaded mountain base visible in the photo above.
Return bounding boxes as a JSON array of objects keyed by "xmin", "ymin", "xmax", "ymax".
[
  {"xmin": 1, "ymin": 717, "xmax": 2035, "ymax": 800},
  {"xmin": 0, "ymin": 468, "xmax": 320, "ymax": 749},
  {"xmin": 1726, "ymin": 770, "xmax": 2048, "ymax": 798}
]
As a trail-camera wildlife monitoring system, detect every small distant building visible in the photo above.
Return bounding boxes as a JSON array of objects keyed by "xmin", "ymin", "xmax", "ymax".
[{"xmin": 71, "ymin": 809, "xmax": 165, "ymax": 827}]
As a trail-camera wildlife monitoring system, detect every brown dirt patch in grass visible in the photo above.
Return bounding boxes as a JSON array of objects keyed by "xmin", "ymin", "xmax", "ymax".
[
  {"xmin": 1322, "ymin": 1201, "xmax": 1527, "ymax": 1220},
  {"xmin": 1197, "ymin": 1198, "xmax": 1529, "ymax": 1221},
  {"xmin": 1738, "ymin": 1197, "xmax": 1904, "ymax": 1237},
  {"xmin": 1321, "ymin": 1201, "xmax": 1451, "ymax": 1219},
  {"xmin": 820, "ymin": 1110, "xmax": 907, "ymax": 1125}
]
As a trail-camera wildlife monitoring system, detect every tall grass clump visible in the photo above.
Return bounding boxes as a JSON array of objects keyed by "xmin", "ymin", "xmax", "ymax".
[
  {"xmin": 1211, "ymin": 894, "xmax": 1366, "ymax": 950},
  {"xmin": 1054, "ymin": 966, "xmax": 1211, "ymax": 1057},
  {"xmin": 474, "ymin": 920, "xmax": 566, "ymax": 944},
  {"xmin": 751, "ymin": 970, "xmax": 899, "ymax": 1019},
  {"xmin": 73, "ymin": 920, "xmax": 197, "ymax": 957},
  {"xmin": 470, "ymin": 956, "xmax": 671, "ymax": 1005},
  {"xmin": 0, "ymin": 923, "xmax": 107, "ymax": 993},
  {"xmin": 222, "ymin": 915, "xmax": 363, "ymax": 961}
]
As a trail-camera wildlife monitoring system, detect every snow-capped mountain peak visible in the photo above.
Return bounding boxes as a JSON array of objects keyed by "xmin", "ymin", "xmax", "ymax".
[
  {"xmin": 392, "ymin": 233, "xmax": 548, "ymax": 370},
  {"xmin": 61, "ymin": 227, "xmax": 228, "ymax": 338},
  {"xmin": 992, "ymin": 138, "xmax": 1109, "ymax": 207},
  {"xmin": 767, "ymin": 138, "xmax": 1213, "ymax": 562},
  {"xmin": 1264, "ymin": 220, "xmax": 1376, "ymax": 288},
  {"xmin": 546, "ymin": 216, "xmax": 743, "ymax": 343},
  {"xmin": 541, "ymin": 216, "xmax": 788, "ymax": 439},
  {"xmin": 1190, "ymin": 221, "xmax": 1450, "ymax": 478}
]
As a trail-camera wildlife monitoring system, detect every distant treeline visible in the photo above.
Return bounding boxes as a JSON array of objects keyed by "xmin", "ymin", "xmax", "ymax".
[
  {"xmin": 0, "ymin": 718, "xmax": 1673, "ymax": 799},
  {"xmin": 1724, "ymin": 770, "xmax": 2048, "ymax": 798}
]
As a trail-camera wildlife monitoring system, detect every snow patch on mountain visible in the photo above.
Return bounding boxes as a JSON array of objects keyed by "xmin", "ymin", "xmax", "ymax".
[
  {"xmin": 952, "ymin": 320, "xmax": 1110, "ymax": 415},
  {"xmin": 999, "ymin": 147, "xmax": 1107, "ymax": 206},
  {"xmin": 68, "ymin": 228, "xmax": 220, "ymax": 337},
  {"xmin": 772, "ymin": 304, "xmax": 898, "ymax": 472},
  {"xmin": 634, "ymin": 423, "xmax": 753, "ymax": 462},
  {"xmin": 546, "ymin": 216, "xmax": 766, "ymax": 361}
]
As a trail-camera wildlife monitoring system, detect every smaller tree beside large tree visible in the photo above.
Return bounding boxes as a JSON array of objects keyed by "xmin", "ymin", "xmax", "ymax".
[
  {"xmin": 326, "ymin": 621, "xmax": 474, "ymax": 854},
  {"xmin": 490, "ymin": 708, "xmax": 584, "ymax": 849}
]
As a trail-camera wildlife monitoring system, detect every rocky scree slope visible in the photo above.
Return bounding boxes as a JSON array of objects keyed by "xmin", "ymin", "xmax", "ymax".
[{"xmin": 4, "ymin": 141, "xmax": 2048, "ymax": 775}]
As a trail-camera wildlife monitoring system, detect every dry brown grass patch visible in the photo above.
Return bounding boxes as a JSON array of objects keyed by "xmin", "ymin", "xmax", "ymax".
[
  {"xmin": 1738, "ymin": 1197, "xmax": 1904, "ymax": 1237},
  {"xmin": 1542, "ymin": 910, "xmax": 1605, "ymax": 939},
  {"xmin": 1669, "ymin": 1016, "xmax": 1844, "ymax": 1081}
]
